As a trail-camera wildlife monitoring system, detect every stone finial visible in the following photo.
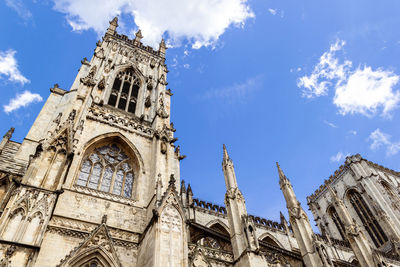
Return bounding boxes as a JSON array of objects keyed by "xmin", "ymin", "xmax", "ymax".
[
  {"xmin": 276, "ymin": 162, "xmax": 289, "ymax": 182},
  {"xmin": 101, "ymin": 214, "xmax": 107, "ymax": 224},
  {"xmin": 280, "ymin": 211, "xmax": 287, "ymax": 223},
  {"xmin": 180, "ymin": 180, "xmax": 186, "ymax": 194},
  {"xmin": 159, "ymin": 38, "xmax": 167, "ymax": 54},
  {"xmin": 106, "ymin": 16, "xmax": 119, "ymax": 35},
  {"xmin": 3, "ymin": 127, "xmax": 14, "ymax": 139},
  {"xmin": 222, "ymin": 144, "xmax": 232, "ymax": 165},
  {"xmin": 187, "ymin": 183, "xmax": 193, "ymax": 196},
  {"xmin": 110, "ymin": 16, "xmax": 118, "ymax": 26},
  {"xmin": 135, "ymin": 29, "xmax": 143, "ymax": 42}
]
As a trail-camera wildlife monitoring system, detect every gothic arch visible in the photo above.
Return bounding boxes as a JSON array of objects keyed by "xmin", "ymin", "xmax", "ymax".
[
  {"xmin": 205, "ymin": 219, "xmax": 230, "ymax": 234},
  {"xmin": 68, "ymin": 247, "xmax": 119, "ymax": 267},
  {"xmin": 105, "ymin": 64, "xmax": 146, "ymax": 113},
  {"xmin": 80, "ymin": 132, "xmax": 145, "ymax": 174},
  {"xmin": 74, "ymin": 132, "xmax": 145, "ymax": 200},
  {"xmin": 259, "ymin": 233, "xmax": 284, "ymax": 248},
  {"xmin": 326, "ymin": 205, "xmax": 346, "ymax": 239},
  {"xmin": 1, "ymin": 207, "xmax": 25, "ymax": 241},
  {"xmin": 346, "ymin": 189, "xmax": 388, "ymax": 247}
]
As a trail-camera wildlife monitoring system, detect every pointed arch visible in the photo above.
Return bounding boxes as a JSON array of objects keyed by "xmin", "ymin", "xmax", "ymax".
[
  {"xmin": 346, "ymin": 189, "xmax": 388, "ymax": 247},
  {"xmin": 205, "ymin": 220, "xmax": 230, "ymax": 236},
  {"xmin": 58, "ymin": 224, "xmax": 122, "ymax": 267},
  {"xmin": 326, "ymin": 205, "xmax": 346, "ymax": 240},
  {"xmin": 106, "ymin": 64, "xmax": 145, "ymax": 115},
  {"xmin": 68, "ymin": 247, "xmax": 119, "ymax": 267},
  {"xmin": 74, "ymin": 132, "xmax": 144, "ymax": 199},
  {"xmin": 81, "ymin": 132, "xmax": 144, "ymax": 173},
  {"xmin": 259, "ymin": 233, "xmax": 284, "ymax": 248}
]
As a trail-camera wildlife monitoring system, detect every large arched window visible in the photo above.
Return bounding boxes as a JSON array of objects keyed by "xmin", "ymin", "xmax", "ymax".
[
  {"xmin": 76, "ymin": 144, "xmax": 134, "ymax": 198},
  {"xmin": 347, "ymin": 190, "xmax": 388, "ymax": 247},
  {"xmin": 328, "ymin": 206, "xmax": 346, "ymax": 239},
  {"xmin": 108, "ymin": 68, "xmax": 140, "ymax": 114}
]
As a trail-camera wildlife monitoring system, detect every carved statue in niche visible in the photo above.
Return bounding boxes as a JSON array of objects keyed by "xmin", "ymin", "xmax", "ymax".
[
  {"xmin": 157, "ymin": 93, "xmax": 169, "ymax": 119},
  {"xmin": 98, "ymin": 76, "xmax": 106, "ymax": 90},
  {"xmin": 104, "ymin": 60, "xmax": 112, "ymax": 74},
  {"xmin": 161, "ymin": 141, "xmax": 167, "ymax": 154},
  {"xmin": 150, "ymin": 59, "xmax": 156, "ymax": 69},
  {"xmin": 95, "ymin": 47, "xmax": 105, "ymax": 59}
]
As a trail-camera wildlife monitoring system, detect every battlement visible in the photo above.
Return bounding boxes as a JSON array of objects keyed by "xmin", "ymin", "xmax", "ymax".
[{"xmin": 111, "ymin": 33, "xmax": 164, "ymax": 58}]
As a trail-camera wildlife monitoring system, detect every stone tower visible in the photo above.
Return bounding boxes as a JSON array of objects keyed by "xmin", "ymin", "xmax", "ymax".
[
  {"xmin": 1, "ymin": 15, "xmax": 400, "ymax": 267},
  {"xmin": 0, "ymin": 17, "xmax": 186, "ymax": 266}
]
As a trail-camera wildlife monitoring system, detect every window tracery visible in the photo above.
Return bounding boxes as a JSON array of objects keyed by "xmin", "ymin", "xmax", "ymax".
[
  {"xmin": 76, "ymin": 144, "xmax": 134, "ymax": 198},
  {"xmin": 347, "ymin": 190, "xmax": 388, "ymax": 247},
  {"xmin": 328, "ymin": 206, "xmax": 346, "ymax": 239},
  {"xmin": 108, "ymin": 68, "xmax": 140, "ymax": 114}
]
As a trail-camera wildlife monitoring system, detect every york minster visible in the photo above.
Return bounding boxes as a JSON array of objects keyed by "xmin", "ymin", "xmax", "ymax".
[{"xmin": 0, "ymin": 14, "xmax": 400, "ymax": 267}]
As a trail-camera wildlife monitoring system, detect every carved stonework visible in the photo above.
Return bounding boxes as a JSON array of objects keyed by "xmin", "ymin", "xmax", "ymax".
[
  {"xmin": 80, "ymin": 66, "xmax": 97, "ymax": 87},
  {"xmin": 57, "ymin": 224, "xmax": 122, "ymax": 267}
]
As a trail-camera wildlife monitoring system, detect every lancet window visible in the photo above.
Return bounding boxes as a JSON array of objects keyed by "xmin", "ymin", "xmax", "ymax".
[
  {"xmin": 347, "ymin": 190, "xmax": 388, "ymax": 247},
  {"xmin": 108, "ymin": 68, "xmax": 140, "ymax": 114},
  {"xmin": 328, "ymin": 206, "xmax": 346, "ymax": 239},
  {"xmin": 76, "ymin": 144, "xmax": 134, "ymax": 198}
]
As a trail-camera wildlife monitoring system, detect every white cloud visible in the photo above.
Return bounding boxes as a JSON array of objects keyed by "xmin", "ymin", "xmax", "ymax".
[
  {"xmin": 297, "ymin": 40, "xmax": 400, "ymax": 117},
  {"xmin": 5, "ymin": 0, "xmax": 33, "ymax": 22},
  {"xmin": 368, "ymin": 128, "xmax": 400, "ymax": 156},
  {"xmin": 268, "ymin": 8, "xmax": 277, "ymax": 15},
  {"xmin": 334, "ymin": 67, "xmax": 400, "ymax": 117},
  {"xmin": 4, "ymin": 91, "xmax": 43, "ymax": 113},
  {"xmin": 183, "ymin": 64, "xmax": 190, "ymax": 69},
  {"xmin": 323, "ymin": 120, "xmax": 337, "ymax": 128},
  {"xmin": 0, "ymin": 49, "xmax": 29, "ymax": 85},
  {"xmin": 297, "ymin": 40, "xmax": 351, "ymax": 98},
  {"xmin": 201, "ymin": 75, "xmax": 263, "ymax": 103},
  {"xmin": 330, "ymin": 151, "xmax": 349, "ymax": 163},
  {"xmin": 348, "ymin": 130, "xmax": 357, "ymax": 136},
  {"xmin": 52, "ymin": 0, "xmax": 254, "ymax": 49}
]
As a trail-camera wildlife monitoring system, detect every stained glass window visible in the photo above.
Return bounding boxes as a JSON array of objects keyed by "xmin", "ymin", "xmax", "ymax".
[{"xmin": 76, "ymin": 144, "xmax": 135, "ymax": 198}]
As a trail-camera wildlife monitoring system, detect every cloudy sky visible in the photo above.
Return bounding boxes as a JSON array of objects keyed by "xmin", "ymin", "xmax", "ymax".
[{"xmin": 1, "ymin": 0, "xmax": 399, "ymax": 224}]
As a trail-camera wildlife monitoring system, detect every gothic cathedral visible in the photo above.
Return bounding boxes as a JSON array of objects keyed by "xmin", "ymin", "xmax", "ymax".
[{"xmin": 0, "ymin": 18, "xmax": 399, "ymax": 267}]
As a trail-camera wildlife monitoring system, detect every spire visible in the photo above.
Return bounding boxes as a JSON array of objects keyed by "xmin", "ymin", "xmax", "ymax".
[
  {"xmin": 222, "ymin": 144, "xmax": 237, "ymax": 189},
  {"xmin": 222, "ymin": 144, "xmax": 232, "ymax": 165},
  {"xmin": 106, "ymin": 16, "xmax": 119, "ymax": 35},
  {"xmin": 135, "ymin": 29, "xmax": 143, "ymax": 42},
  {"xmin": 159, "ymin": 38, "xmax": 167, "ymax": 55},
  {"xmin": 276, "ymin": 162, "xmax": 289, "ymax": 181},
  {"xmin": 3, "ymin": 127, "xmax": 14, "ymax": 139}
]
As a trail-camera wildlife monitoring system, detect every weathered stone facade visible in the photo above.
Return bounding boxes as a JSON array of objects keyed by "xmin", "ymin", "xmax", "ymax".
[{"xmin": 0, "ymin": 18, "xmax": 399, "ymax": 267}]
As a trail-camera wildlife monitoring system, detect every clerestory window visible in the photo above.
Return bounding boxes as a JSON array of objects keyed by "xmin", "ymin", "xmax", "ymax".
[
  {"xmin": 76, "ymin": 144, "xmax": 134, "ymax": 198},
  {"xmin": 348, "ymin": 190, "xmax": 388, "ymax": 247},
  {"xmin": 108, "ymin": 68, "xmax": 140, "ymax": 114}
]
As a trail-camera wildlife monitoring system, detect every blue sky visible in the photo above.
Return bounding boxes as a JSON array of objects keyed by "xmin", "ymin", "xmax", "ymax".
[{"xmin": 1, "ymin": 0, "xmax": 399, "ymax": 226}]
